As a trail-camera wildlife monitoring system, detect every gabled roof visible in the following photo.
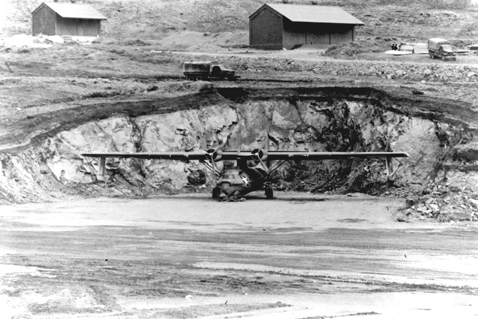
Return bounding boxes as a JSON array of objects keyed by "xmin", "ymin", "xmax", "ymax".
[
  {"xmin": 251, "ymin": 3, "xmax": 364, "ymax": 25},
  {"xmin": 33, "ymin": 2, "xmax": 107, "ymax": 20}
]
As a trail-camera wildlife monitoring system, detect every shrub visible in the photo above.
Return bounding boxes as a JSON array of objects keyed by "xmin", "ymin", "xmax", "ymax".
[{"xmin": 427, "ymin": 0, "xmax": 472, "ymax": 9}]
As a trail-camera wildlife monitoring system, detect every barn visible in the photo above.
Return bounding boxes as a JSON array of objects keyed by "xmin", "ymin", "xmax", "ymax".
[
  {"xmin": 32, "ymin": 2, "xmax": 107, "ymax": 37},
  {"xmin": 249, "ymin": 3, "xmax": 364, "ymax": 50}
]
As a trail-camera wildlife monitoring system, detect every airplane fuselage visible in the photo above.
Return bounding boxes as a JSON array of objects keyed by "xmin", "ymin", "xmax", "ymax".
[
  {"xmin": 214, "ymin": 159, "xmax": 270, "ymax": 199},
  {"xmin": 216, "ymin": 168, "xmax": 266, "ymax": 197}
]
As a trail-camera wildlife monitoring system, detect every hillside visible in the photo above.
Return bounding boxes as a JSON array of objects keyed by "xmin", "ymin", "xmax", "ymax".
[{"xmin": 3, "ymin": 0, "xmax": 478, "ymax": 42}]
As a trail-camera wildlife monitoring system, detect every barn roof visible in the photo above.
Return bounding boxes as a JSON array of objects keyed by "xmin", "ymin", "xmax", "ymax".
[
  {"xmin": 33, "ymin": 2, "xmax": 107, "ymax": 20},
  {"xmin": 251, "ymin": 3, "xmax": 363, "ymax": 25}
]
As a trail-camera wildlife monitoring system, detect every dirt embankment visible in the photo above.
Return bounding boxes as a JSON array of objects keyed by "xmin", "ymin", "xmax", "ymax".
[{"xmin": 0, "ymin": 79, "xmax": 477, "ymax": 222}]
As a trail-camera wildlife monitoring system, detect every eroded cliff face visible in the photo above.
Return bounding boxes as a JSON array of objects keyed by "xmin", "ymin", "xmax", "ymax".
[
  {"xmin": 0, "ymin": 85, "xmax": 476, "ymax": 223},
  {"xmin": 1, "ymin": 86, "xmax": 468, "ymax": 207}
]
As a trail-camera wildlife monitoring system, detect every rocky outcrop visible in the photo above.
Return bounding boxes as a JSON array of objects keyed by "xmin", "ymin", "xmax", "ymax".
[
  {"xmin": 453, "ymin": 141, "xmax": 478, "ymax": 161},
  {"xmin": 0, "ymin": 86, "xmax": 476, "ymax": 218},
  {"xmin": 219, "ymin": 55, "xmax": 478, "ymax": 83}
]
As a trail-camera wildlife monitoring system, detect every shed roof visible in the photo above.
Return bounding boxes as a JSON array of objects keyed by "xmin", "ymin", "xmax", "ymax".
[
  {"xmin": 251, "ymin": 3, "xmax": 363, "ymax": 25},
  {"xmin": 33, "ymin": 2, "xmax": 107, "ymax": 20}
]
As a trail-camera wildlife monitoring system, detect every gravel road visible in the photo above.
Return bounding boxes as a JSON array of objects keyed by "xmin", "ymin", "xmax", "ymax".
[{"xmin": 1, "ymin": 192, "xmax": 477, "ymax": 318}]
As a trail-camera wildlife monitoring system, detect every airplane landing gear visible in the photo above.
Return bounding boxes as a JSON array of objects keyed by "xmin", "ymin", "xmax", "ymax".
[
  {"xmin": 265, "ymin": 188, "xmax": 273, "ymax": 199},
  {"xmin": 212, "ymin": 187, "xmax": 221, "ymax": 200}
]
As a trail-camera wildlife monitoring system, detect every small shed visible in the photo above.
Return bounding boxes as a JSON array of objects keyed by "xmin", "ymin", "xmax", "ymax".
[
  {"xmin": 32, "ymin": 2, "xmax": 107, "ymax": 37},
  {"xmin": 250, "ymin": 3, "xmax": 364, "ymax": 50}
]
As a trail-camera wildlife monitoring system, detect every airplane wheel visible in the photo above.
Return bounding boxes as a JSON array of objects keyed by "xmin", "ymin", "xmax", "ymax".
[
  {"xmin": 265, "ymin": 188, "xmax": 273, "ymax": 199},
  {"xmin": 212, "ymin": 187, "xmax": 220, "ymax": 200},
  {"xmin": 196, "ymin": 75, "xmax": 203, "ymax": 81}
]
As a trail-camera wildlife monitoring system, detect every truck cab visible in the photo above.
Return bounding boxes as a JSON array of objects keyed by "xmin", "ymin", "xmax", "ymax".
[{"xmin": 428, "ymin": 38, "xmax": 456, "ymax": 61}]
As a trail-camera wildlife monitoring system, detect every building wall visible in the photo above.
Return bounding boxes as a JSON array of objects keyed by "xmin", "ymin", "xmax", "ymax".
[
  {"xmin": 249, "ymin": 7, "xmax": 283, "ymax": 50},
  {"xmin": 78, "ymin": 19, "xmax": 100, "ymax": 36},
  {"xmin": 32, "ymin": 5, "xmax": 56, "ymax": 36},
  {"xmin": 283, "ymin": 21, "xmax": 329, "ymax": 49},
  {"xmin": 330, "ymin": 25, "xmax": 354, "ymax": 44},
  {"xmin": 56, "ymin": 16, "xmax": 78, "ymax": 35},
  {"xmin": 282, "ymin": 20, "xmax": 307, "ymax": 49},
  {"xmin": 56, "ymin": 17, "xmax": 100, "ymax": 36},
  {"xmin": 283, "ymin": 20, "xmax": 355, "ymax": 49}
]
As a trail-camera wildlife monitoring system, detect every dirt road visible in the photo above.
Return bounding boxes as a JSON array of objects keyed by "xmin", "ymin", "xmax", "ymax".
[{"xmin": 1, "ymin": 192, "xmax": 478, "ymax": 318}]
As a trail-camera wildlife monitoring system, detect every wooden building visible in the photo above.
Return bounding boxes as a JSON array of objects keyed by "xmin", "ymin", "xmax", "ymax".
[
  {"xmin": 249, "ymin": 3, "xmax": 364, "ymax": 50},
  {"xmin": 32, "ymin": 2, "xmax": 107, "ymax": 37}
]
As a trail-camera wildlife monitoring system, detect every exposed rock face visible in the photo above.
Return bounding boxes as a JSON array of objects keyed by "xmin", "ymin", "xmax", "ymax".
[
  {"xmin": 453, "ymin": 141, "xmax": 478, "ymax": 161},
  {"xmin": 0, "ymin": 86, "xmax": 475, "ymax": 212},
  {"xmin": 44, "ymin": 105, "xmax": 237, "ymax": 190}
]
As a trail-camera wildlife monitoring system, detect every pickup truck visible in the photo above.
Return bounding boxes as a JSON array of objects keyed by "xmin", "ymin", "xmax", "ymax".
[
  {"xmin": 468, "ymin": 44, "xmax": 478, "ymax": 55},
  {"xmin": 183, "ymin": 61, "xmax": 239, "ymax": 81},
  {"xmin": 428, "ymin": 38, "xmax": 456, "ymax": 61}
]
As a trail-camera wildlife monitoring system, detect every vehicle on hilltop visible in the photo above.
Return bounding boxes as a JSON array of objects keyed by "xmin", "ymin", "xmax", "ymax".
[{"xmin": 183, "ymin": 61, "xmax": 239, "ymax": 81}]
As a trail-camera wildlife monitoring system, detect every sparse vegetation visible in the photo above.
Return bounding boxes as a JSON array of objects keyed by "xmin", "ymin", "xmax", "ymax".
[
  {"xmin": 2, "ymin": 0, "xmax": 477, "ymax": 38},
  {"xmin": 428, "ymin": 0, "xmax": 472, "ymax": 9}
]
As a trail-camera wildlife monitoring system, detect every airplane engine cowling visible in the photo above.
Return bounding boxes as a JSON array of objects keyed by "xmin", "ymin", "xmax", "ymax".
[
  {"xmin": 206, "ymin": 149, "xmax": 223, "ymax": 161},
  {"xmin": 251, "ymin": 149, "xmax": 268, "ymax": 161}
]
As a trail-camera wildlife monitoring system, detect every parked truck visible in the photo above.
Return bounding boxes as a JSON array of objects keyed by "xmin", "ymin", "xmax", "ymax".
[
  {"xmin": 468, "ymin": 44, "xmax": 478, "ymax": 55},
  {"xmin": 183, "ymin": 61, "xmax": 239, "ymax": 81},
  {"xmin": 428, "ymin": 38, "xmax": 456, "ymax": 61}
]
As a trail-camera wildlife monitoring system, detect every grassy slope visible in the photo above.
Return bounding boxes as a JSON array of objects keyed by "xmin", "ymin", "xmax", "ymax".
[{"xmin": 3, "ymin": 0, "xmax": 478, "ymax": 41}]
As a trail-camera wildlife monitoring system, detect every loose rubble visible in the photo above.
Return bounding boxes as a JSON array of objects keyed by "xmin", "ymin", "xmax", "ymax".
[
  {"xmin": 223, "ymin": 53, "xmax": 478, "ymax": 83},
  {"xmin": 401, "ymin": 182, "xmax": 478, "ymax": 222}
]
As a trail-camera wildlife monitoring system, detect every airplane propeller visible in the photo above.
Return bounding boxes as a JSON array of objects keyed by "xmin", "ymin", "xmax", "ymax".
[
  {"xmin": 206, "ymin": 148, "xmax": 223, "ymax": 162},
  {"xmin": 251, "ymin": 148, "xmax": 268, "ymax": 161}
]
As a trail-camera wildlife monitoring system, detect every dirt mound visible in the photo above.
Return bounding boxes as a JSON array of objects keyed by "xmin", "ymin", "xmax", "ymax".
[
  {"xmin": 324, "ymin": 37, "xmax": 400, "ymax": 58},
  {"xmin": 186, "ymin": 43, "xmax": 228, "ymax": 53},
  {"xmin": 121, "ymin": 39, "xmax": 151, "ymax": 46}
]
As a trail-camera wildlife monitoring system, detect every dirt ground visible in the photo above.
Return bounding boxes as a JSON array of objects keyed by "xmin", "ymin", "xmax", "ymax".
[{"xmin": 1, "ymin": 192, "xmax": 477, "ymax": 318}]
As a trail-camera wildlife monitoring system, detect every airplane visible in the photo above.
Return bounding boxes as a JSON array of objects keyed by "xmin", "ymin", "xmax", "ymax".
[{"xmin": 82, "ymin": 142, "xmax": 409, "ymax": 201}]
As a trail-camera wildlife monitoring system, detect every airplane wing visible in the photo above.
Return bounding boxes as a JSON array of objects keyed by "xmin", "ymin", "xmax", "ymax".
[
  {"xmin": 81, "ymin": 151, "xmax": 211, "ymax": 160},
  {"xmin": 251, "ymin": 151, "xmax": 409, "ymax": 160},
  {"xmin": 82, "ymin": 151, "xmax": 408, "ymax": 161}
]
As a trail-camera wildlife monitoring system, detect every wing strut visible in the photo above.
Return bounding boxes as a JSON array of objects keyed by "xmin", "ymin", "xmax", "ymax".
[
  {"xmin": 385, "ymin": 157, "xmax": 391, "ymax": 179},
  {"xmin": 202, "ymin": 155, "xmax": 222, "ymax": 201},
  {"xmin": 386, "ymin": 157, "xmax": 404, "ymax": 179},
  {"xmin": 267, "ymin": 160, "xmax": 288, "ymax": 176},
  {"xmin": 210, "ymin": 159, "xmax": 219, "ymax": 188},
  {"xmin": 99, "ymin": 157, "xmax": 106, "ymax": 176},
  {"xmin": 202, "ymin": 154, "xmax": 222, "ymax": 189}
]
